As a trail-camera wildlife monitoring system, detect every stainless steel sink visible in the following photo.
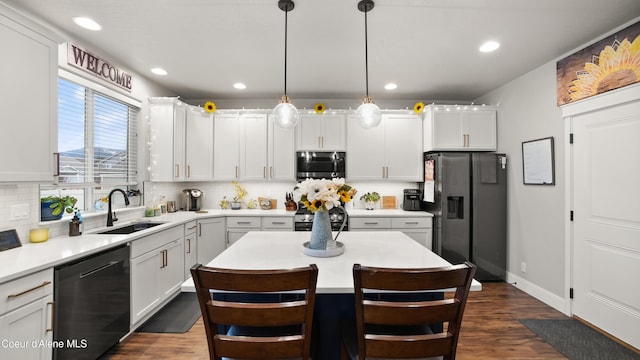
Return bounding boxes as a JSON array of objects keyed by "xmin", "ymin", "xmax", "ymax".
[{"xmin": 97, "ymin": 222, "xmax": 165, "ymax": 235}]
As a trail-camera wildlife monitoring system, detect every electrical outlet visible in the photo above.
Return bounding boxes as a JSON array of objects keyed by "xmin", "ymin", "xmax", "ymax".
[
  {"xmin": 10, "ymin": 203, "xmax": 30, "ymax": 220},
  {"xmin": 520, "ymin": 262, "xmax": 527, "ymax": 273}
]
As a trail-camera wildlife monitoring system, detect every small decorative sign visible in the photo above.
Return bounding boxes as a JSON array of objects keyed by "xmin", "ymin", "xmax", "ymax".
[{"xmin": 67, "ymin": 43, "xmax": 133, "ymax": 92}]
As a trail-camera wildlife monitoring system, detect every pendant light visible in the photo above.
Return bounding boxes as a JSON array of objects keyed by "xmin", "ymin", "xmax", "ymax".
[
  {"xmin": 356, "ymin": 0, "xmax": 382, "ymax": 129},
  {"xmin": 273, "ymin": 0, "xmax": 299, "ymax": 129}
]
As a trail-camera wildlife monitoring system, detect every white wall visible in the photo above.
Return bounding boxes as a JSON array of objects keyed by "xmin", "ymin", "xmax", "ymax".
[{"xmin": 475, "ymin": 63, "xmax": 567, "ymax": 299}]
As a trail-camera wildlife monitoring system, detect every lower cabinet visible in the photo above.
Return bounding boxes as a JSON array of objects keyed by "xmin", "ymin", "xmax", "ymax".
[
  {"xmin": 130, "ymin": 225, "xmax": 184, "ymax": 327},
  {"xmin": 197, "ymin": 217, "xmax": 226, "ymax": 265},
  {"xmin": 226, "ymin": 216, "xmax": 261, "ymax": 246},
  {"xmin": 184, "ymin": 220, "xmax": 198, "ymax": 281},
  {"xmin": 261, "ymin": 216, "xmax": 294, "ymax": 231},
  {"xmin": 0, "ymin": 269, "xmax": 53, "ymax": 360},
  {"xmin": 350, "ymin": 216, "xmax": 433, "ymax": 250}
]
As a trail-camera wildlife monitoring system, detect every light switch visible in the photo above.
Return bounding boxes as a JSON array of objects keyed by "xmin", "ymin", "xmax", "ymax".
[{"xmin": 10, "ymin": 203, "xmax": 29, "ymax": 220}]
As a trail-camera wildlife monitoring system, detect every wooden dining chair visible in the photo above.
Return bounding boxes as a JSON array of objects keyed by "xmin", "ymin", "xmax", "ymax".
[
  {"xmin": 191, "ymin": 263, "xmax": 318, "ymax": 360},
  {"xmin": 342, "ymin": 262, "xmax": 476, "ymax": 360}
]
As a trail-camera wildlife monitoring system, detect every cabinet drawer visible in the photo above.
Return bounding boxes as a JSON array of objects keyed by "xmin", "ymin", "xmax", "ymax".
[
  {"xmin": 261, "ymin": 217, "xmax": 293, "ymax": 230},
  {"xmin": 391, "ymin": 217, "xmax": 432, "ymax": 229},
  {"xmin": 131, "ymin": 225, "xmax": 184, "ymax": 258},
  {"xmin": 349, "ymin": 217, "xmax": 391, "ymax": 229},
  {"xmin": 184, "ymin": 220, "xmax": 198, "ymax": 235},
  {"xmin": 0, "ymin": 268, "xmax": 53, "ymax": 315},
  {"xmin": 226, "ymin": 217, "xmax": 261, "ymax": 228}
]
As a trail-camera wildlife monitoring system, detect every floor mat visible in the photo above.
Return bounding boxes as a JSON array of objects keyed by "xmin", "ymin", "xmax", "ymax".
[
  {"xmin": 136, "ymin": 292, "xmax": 201, "ymax": 333},
  {"xmin": 519, "ymin": 319, "xmax": 639, "ymax": 360}
]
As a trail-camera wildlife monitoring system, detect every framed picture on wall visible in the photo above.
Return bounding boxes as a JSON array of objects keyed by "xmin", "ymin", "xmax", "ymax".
[{"xmin": 522, "ymin": 137, "xmax": 555, "ymax": 185}]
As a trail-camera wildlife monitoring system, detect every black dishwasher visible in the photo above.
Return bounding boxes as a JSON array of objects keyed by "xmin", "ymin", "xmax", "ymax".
[{"xmin": 54, "ymin": 244, "xmax": 130, "ymax": 360}]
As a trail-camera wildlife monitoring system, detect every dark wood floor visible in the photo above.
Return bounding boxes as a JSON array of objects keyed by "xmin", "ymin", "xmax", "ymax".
[{"xmin": 103, "ymin": 282, "xmax": 569, "ymax": 359}]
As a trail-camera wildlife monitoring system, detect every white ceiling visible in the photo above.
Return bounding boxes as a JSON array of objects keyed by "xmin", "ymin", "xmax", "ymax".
[{"xmin": 4, "ymin": 0, "xmax": 640, "ymax": 103}]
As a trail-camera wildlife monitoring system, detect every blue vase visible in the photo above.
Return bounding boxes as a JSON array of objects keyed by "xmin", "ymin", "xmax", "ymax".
[
  {"xmin": 310, "ymin": 210, "xmax": 332, "ymax": 250},
  {"xmin": 41, "ymin": 201, "xmax": 62, "ymax": 221}
]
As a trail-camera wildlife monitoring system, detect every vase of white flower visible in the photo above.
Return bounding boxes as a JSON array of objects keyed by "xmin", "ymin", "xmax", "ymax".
[{"xmin": 310, "ymin": 209, "xmax": 332, "ymax": 250}]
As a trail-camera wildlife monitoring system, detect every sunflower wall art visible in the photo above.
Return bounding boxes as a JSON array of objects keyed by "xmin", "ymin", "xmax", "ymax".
[{"xmin": 556, "ymin": 20, "xmax": 640, "ymax": 106}]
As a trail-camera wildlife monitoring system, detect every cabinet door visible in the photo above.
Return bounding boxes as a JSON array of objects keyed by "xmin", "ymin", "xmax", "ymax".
[
  {"xmin": 173, "ymin": 105, "xmax": 187, "ymax": 180},
  {"xmin": 465, "ymin": 110, "xmax": 497, "ymax": 150},
  {"xmin": 185, "ymin": 109, "xmax": 213, "ymax": 180},
  {"xmin": 268, "ymin": 116, "xmax": 295, "ymax": 180},
  {"xmin": 213, "ymin": 114, "xmax": 240, "ymax": 180},
  {"xmin": 320, "ymin": 114, "xmax": 346, "ymax": 150},
  {"xmin": 149, "ymin": 99, "xmax": 186, "ymax": 181},
  {"xmin": 429, "ymin": 110, "xmax": 464, "ymax": 150},
  {"xmin": 130, "ymin": 250, "xmax": 162, "ymax": 325},
  {"xmin": 197, "ymin": 218, "xmax": 226, "ymax": 264},
  {"xmin": 346, "ymin": 115, "xmax": 385, "ymax": 180},
  {"xmin": 296, "ymin": 114, "xmax": 324, "ymax": 150},
  {"xmin": 401, "ymin": 230, "xmax": 432, "ymax": 250},
  {"xmin": 184, "ymin": 223, "xmax": 198, "ymax": 281},
  {"xmin": 0, "ymin": 16, "xmax": 57, "ymax": 182},
  {"xmin": 227, "ymin": 229, "xmax": 249, "ymax": 246},
  {"xmin": 383, "ymin": 114, "xmax": 423, "ymax": 181},
  {"xmin": 159, "ymin": 239, "xmax": 184, "ymax": 298},
  {"xmin": 241, "ymin": 114, "xmax": 268, "ymax": 180},
  {"xmin": 0, "ymin": 295, "xmax": 53, "ymax": 360}
]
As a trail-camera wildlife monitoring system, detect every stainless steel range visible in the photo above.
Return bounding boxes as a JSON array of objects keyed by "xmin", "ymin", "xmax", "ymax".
[{"xmin": 294, "ymin": 204, "xmax": 348, "ymax": 232}]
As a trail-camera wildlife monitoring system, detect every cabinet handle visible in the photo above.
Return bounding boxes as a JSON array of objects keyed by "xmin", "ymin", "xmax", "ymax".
[
  {"xmin": 165, "ymin": 249, "xmax": 169, "ymax": 267},
  {"xmin": 318, "ymin": 136, "xmax": 321, "ymax": 148},
  {"xmin": 160, "ymin": 250, "xmax": 167, "ymax": 268},
  {"xmin": 272, "ymin": 221, "xmax": 285, "ymax": 225},
  {"xmin": 186, "ymin": 238, "xmax": 191, "ymax": 254},
  {"xmin": 199, "ymin": 223, "xmax": 202, "ymax": 236},
  {"xmin": 226, "ymin": 230, "xmax": 230, "ymax": 245},
  {"xmin": 321, "ymin": 136, "xmax": 324, "ymax": 148},
  {"xmin": 365, "ymin": 222, "xmax": 379, "ymax": 225},
  {"xmin": 235, "ymin": 166, "xmax": 239, "ymax": 178},
  {"xmin": 175, "ymin": 164, "xmax": 180, "ymax": 178},
  {"xmin": 7, "ymin": 281, "xmax": 52, "ymax": 299},
  {"xmin": 46, "ymin": 301, "xmax": 55, "ymax": 333},
  {"xmin": 263, "ymin": 166, "xmax": 267, "ymax": 178},
  {"xmin": 187, "ymin": 225, "xmax": 197, "ymax": 231},
  {"xmin": 187, "ymin": 165, "xmax": 191, "ymax": 178},
  {"xmin": 53, "ymin": 153, "xmax": 60, "ymax": 176},
  {"xmin": 405, "ymin": 221, "xmax": 419, "ymax": 225},
  {"xmin": 382, "ymin": 167, "xmax": 385, "ymax": 178},
  {"xmin": 237, "ymin": 221, "xmax": 251, "ymax": 225}
]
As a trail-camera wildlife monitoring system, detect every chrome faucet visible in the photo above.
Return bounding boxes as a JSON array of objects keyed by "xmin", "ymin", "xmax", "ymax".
[{"xmin": 107, "ymin": 189, "xmax": 130, "ymax": 227}]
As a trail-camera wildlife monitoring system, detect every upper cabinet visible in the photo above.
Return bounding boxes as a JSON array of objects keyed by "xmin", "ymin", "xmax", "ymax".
[
  {"xmin": 268, "ymin": 115, "xmax": 296, "ymax": 181},
  {"xmin": 149, "ymin": 98, "xmax": 213, "ymax": 181},
  {"xmin": 0, "ymin": 11, "xmax": 58, "ymax": 182},
  {"xmin": 296, "ymin": 114, "xmax": 346, "ymax": 151},
  {"xmin": 423, "ymin": 105, "xmax": 497, "ymax": 152},
  {"xmin": 347, "ymin": 114, "xmax": 423, "ymax": 181}
]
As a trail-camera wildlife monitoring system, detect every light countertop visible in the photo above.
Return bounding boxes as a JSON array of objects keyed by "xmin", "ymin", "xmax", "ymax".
[{"xmin": 0, "ymin": 208, "xmax": 432, "ymax": 284}]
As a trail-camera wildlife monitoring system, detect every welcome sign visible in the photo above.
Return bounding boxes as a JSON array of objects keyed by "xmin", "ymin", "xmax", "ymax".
[{"xmin": 67, "ymin": 43, "xmax": 132, "ymax": 92}]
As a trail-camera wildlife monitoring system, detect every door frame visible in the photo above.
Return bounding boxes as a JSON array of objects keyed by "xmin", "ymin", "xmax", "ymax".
[{"xmin": 561, "ymin": 82, "xmax": 640, "ymax": 317}]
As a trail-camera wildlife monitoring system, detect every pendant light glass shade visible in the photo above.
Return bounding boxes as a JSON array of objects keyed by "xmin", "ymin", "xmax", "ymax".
[
  {"xmin": 356, "ymin": 0, "xmax": 381, "ymax": 129},
  {"xmin": 356, "ymin": 97, "xmax": 381, "ymax": 129},
  {"xmin": 274, "ymin": 95, "xmax": 299, "ymax": 128},
  {"xmin": 274, "ymin": 0, "xmax": 299, "ymax": 129}
]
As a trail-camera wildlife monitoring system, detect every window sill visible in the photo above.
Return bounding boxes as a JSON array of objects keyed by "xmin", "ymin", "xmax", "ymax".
[{"xmin": 39, "ymin": 206, "xmax": 145, "ymax": 225}]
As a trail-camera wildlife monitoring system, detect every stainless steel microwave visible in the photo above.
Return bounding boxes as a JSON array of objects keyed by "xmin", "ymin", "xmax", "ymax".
[{"xmin": 296, "ymin": 151, "xmax": 346, "ymax": 180}]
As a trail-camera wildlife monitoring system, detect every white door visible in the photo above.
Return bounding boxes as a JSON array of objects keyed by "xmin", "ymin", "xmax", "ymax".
[{"xmin": 572, "ymin": 98, "xmax": 640, "ymax": 349}]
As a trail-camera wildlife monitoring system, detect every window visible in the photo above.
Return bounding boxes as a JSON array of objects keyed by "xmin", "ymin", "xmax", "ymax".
[{"xmin": 41, "ymin": 77, "xmax": 139, "ymax": 215}]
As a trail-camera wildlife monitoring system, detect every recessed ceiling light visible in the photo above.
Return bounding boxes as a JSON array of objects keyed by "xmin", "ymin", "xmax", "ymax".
[
  {"xmin": 479, "ymin": 40, "xmax": 500, "ymax": 53},
  {"xmin": 384, "ymin": 83, "xmax": 398, "ymax": 90},
  {"xmin": 233, "ymin": 83, "xmax": 246, "ymax": 90},
  {"xmin": 150, "ymin": 68, "xmax": 167, "ymax": 76},
  {"xmin": 72, "ymin": 17, "xmax": 101, "ymax": 31}
]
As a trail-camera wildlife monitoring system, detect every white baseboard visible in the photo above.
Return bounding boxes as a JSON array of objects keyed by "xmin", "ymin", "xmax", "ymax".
[{"xmin": 506, "ymin": 272, "xmax": 570, "ymax": 315}]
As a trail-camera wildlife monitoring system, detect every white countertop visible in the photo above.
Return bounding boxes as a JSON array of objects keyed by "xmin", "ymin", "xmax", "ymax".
[
  {"xmin": 0, "ymin": 208, "xmax": 432, "ymax": 284},
  {"xmin": 182, "ymin": 231, "xmax": 480, "ymax": 294}
]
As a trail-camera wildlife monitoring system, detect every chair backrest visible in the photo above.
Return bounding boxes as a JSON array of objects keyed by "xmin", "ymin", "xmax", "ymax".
[
  {"xmin": 191, "ymin": 263, "xmax": 318, "ymax": 360},
  {"xmin": 352, "ymin": 262, "xmax": 476, "ymax": 360}
]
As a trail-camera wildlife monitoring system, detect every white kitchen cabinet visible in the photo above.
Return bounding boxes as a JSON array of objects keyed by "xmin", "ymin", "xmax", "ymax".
[
  {"xmin": 185, "ymin": 107, "xmax": 214, "ymax": 180},
  {"xmin": 349, "ymin": 216, "xmax": 433, "ymax": 249},
  {"xmin": 226, "ymin": 216, "xmax": 261, "ymax": 246},
  {"xmin": 0, "ymin": 268, "xmax": 53, "ymax": 360},
  {"xmin": 214, "ymin": 113, "xmax": 269, "ymax": 181},
  {"xmin": 0, "ymin": 11, "xmax": 57, "ymax": 182},
  {"xmin": 149, "ymin": 98, "xmax": 187, "ymax": 181},
  {"xmin": 347, "ymin": 114, "xmax": 422, "ymax": 181},
  {"xmin": 196, "ymin": 217, "xmax": 226, "ymax": 265},
  {"xmin": 130, "ymin": 225, "xmax": 184, "ymax": 327},
  {"xmin": 261, "ymin": 216, "xmax": 294, "ymax": 231},
  {"xmin": 423, "ymin": 105, "xmax": 497, "ymax": 151},
  {"xmin": 183, "ymin": 220, "xmax": 198, "ymax": 281},
  {"xmin": 296, "ymin": 114, "xmax": 346, "ymax": 150},
  {"xmin": 268, "ymin": 115, "xmax": 296, "ymax": 180}
]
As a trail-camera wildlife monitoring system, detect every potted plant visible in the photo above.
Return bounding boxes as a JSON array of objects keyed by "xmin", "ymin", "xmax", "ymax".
[
  {"xmin": 231, "ymin": 181, "xmax": 247, "ymax": 210},
  {"xmin": 360, "ymin": 192, "xmax": 380, "ymax": 210},
  {"xmin": 41, "ymin": 195, "xmax": 77, "ymax": 221}
]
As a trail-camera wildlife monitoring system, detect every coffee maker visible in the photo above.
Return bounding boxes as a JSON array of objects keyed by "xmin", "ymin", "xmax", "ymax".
[
  {"xmin": 402, "ymin": 189, "xmax": 423, "ymax": 211},
  {"xmin": 182, "ymin": 189, "xmax": 203, "ymax": 211}
]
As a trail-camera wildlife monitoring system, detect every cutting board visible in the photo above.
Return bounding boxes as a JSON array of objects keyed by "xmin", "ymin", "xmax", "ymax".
[{"xmin": 382, "ymin": 196, "xmax": 397, "ymax": 209}]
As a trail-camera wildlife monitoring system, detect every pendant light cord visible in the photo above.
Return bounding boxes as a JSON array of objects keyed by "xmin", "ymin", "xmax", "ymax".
[
  {"xmin": 364, "ymin": 8, "xmax": 369, "ymax": 98},
  {"xmin": 284, "ymin": 8, "xmax": 289, "ymax": 97}
]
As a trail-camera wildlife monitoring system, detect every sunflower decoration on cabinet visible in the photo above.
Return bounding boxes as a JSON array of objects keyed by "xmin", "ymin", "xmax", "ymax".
[
  {"xmin": 314, "ymin": 103, "xmax": 326, "ymax": 114},
  {"xmin": 413, "ymin": 101, "xmax": 425, "ymax": 114},
  {"xmin": 204, "ymin": 101, "xmax": 216, "ymax": 113}
]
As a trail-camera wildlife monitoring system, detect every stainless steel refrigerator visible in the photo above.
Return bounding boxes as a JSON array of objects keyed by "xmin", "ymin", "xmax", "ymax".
[{"xmin": 422, "ymin": 152, "xmax": 507, "ymax": 281}]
